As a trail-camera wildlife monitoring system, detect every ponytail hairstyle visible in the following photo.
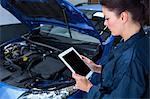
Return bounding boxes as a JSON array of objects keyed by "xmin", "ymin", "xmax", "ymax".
[{"xmin": 99, "ymin": 0, "xmax": 149, "ymax": 25}]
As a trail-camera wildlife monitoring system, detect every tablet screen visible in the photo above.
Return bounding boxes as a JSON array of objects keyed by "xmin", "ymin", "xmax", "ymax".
[{"xmin": 63, "ymin": 50, "xmax": 91, "ymax": 76}]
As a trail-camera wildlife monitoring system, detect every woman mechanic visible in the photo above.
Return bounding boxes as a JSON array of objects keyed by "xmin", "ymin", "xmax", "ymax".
[{"xmin": 72, "ymin": 0, "xmax": 149, "ymax": 98}]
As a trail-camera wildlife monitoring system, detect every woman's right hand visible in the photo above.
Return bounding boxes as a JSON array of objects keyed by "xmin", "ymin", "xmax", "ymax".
[
  {"xmin": 72, "ymin": 73, "xmax": 93, "ymax": 92},
  {"xmin": 80, "ymin": 55, "xmax": 102, "ymax": 73}
]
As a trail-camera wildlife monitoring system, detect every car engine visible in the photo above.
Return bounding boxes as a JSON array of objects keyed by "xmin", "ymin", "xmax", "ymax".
[
  {"xmin": 3, "ymin": 41, "xmax": 45, "ymax": 69},
  {"xmin": 0, "ymin": 39, "xmax": 76, "ymax": 98}
]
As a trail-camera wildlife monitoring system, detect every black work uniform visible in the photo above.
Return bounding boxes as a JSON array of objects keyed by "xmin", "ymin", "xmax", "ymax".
[{"xmin": 87, "ymin": 28, "xmax": 149, "ymax": 98}]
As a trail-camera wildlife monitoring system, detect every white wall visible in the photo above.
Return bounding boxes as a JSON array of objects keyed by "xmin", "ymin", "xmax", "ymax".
[{"xmin": 0, "ymin": 5, "xmax": 20, "ymax": 25}]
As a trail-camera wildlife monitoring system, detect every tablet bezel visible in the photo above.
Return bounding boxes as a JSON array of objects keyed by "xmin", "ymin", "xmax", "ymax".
[{"xmin": 58, "ymin": 47, "xmax": 93, "ymax": 79}]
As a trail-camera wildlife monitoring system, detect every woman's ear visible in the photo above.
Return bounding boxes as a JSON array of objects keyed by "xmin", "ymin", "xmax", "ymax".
[{"xmin": 120, "ymin": 11, "xmax": 128, "ymax": 23}]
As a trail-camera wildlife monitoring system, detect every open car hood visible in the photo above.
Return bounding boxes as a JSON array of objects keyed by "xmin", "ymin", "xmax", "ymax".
[{"xmin": 1, "ymin": 0, "xmax": 102, "ymax": 41}]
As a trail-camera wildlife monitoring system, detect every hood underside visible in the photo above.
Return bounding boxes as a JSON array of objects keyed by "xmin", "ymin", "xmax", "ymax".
[{"xmin": 1, "ymin": 0, "xmax": 102, "ymax": 41}]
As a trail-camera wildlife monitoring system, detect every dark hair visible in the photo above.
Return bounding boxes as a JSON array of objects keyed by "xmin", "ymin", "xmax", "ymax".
[{"xmin": 99, "ymin": 0, "xmax": 149, "ymax": 25}]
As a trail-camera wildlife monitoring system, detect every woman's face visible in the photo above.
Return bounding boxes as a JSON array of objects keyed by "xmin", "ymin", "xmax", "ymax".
[{"xmin": 102, "ymin": 6, "xmax": 123, "ymax": 36}]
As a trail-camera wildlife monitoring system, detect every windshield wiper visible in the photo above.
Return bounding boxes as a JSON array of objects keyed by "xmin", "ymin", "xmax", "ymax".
[
  {"xmin": 22, "ymin": 35, "xmax": 62, "ymax": 52},
  {"xmin": 27, "ymin": 34, "xmax": 96, "ymax": 46}
]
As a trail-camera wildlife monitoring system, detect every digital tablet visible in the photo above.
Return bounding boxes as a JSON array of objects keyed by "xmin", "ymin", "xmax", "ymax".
[{"xmin": 58, "ymin": 47, "xmax": 93, "ymax": 79}]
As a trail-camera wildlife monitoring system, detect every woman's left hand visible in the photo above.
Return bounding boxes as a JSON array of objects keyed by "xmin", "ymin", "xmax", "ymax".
[
  {"xmin": 80, "ymin": 55, "xmax": 102, "ymax": 73},
  {"xmin": 72, "ymin": 73, "xmax": 93, "ymax": 92}
]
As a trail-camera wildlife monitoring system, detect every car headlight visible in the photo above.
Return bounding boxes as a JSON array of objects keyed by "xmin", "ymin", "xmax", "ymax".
[{"xmin": 18, "ymin": 86, "xmax": 76, "ymax": 99}]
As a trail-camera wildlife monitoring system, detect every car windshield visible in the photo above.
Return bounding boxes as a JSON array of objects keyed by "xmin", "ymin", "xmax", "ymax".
[
  {"xmin": 80, "ymin": 9, "xmax": 97, "ymax": 19},
  {"xmin": 40, "ymin": 24, "xmax": 100, "ymax": 43}
]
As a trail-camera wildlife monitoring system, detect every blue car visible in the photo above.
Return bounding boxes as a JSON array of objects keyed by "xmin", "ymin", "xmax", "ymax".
[{"xmin": 0, "ymin": 0, "xmax": 114, "ymax": 99}]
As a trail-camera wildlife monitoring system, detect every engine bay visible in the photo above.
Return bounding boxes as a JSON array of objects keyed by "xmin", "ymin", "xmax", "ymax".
[
  {"xmin": 0, "ymin": 36, "xmax": 77, "ymax": 98},
  {"xmin": 0, "ymin": 36, "xmax": 74, "ymax": 87},
  {"xmin": 0, "ymin": 27, "xmax": 100, "ymax": 98}
]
